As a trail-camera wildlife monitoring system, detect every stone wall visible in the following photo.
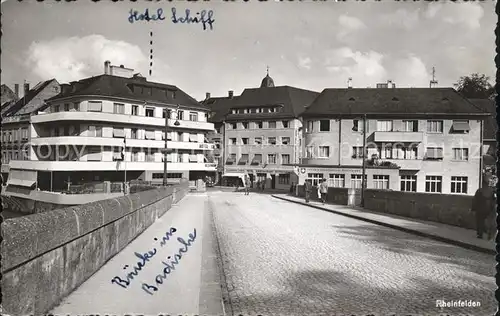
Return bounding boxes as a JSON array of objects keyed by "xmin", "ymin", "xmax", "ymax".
[
  {"xmin": 294, "ymin": 185, "xmax": 475, "ymax": 229},
  {"xmin": 1, "ymin": 181, "xmax": 189, "ymax": 316}
]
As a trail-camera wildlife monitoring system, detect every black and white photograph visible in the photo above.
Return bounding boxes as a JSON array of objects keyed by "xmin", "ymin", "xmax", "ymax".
[{"xmin": 0, "ymin": 0, "xmax": 497, "ymax": 315}]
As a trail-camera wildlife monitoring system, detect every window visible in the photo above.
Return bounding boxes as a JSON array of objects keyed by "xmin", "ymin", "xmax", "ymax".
[
  {"xmin": 178, "ymin": 132, "xmax": 183, "ymax": 141},
  {"xmin": 131, "ymin": 128, "xmax": 138, "ymax": 139},
  {"xmin": 238, "ymin": 154, "xmax": 249, "ymax": 165},
  {"xmin": 254, "ymin": 137, "xmax": 262, "ymax": 145},
  {"xmin": 256, "ymin": 122, "xmax": 263, "ymax": 129},
  {"xmin": 64, "ymin": 103, "xmax": 70, "ymax": 112},
  {"xmin": 113, "ymin": 103, "xmax": 125, "ymax": 114},
  {"xmin": 145, "ymin": 130, "xmax": 156, "ymax": 140},
  {"xmin": 352, "ymin": 120, "xmax": 363, "ymax": 132},
  {"xmin": 281, "ymin": 154, "xmax": 290, "ymax": 165},
  {"xmin": 168, "ymin": 173, "xmax": 183, "ymax": 179},
  {"xmin": 281, "ymin": 137, "xmax": 290, "ymax": 145},
  {"xmin": 21, "ymin": 128, "xmax": 28, "ymax": 140},
  {"xmin": 146, "ymin": 151, "xmax": 155, "ymax": 162},
  {"xmin": 267, "ymin": 154, "xmax": 277, "ymax": 164},
  {"xmin": 425, "ymin": 176, "xmax": 442, "ymax": 193},
  {"xmin": 251, "ymin": 154, "xmax": 262, "ymax": 165},
  {"xmin": 113, "ymin": 128, "xmax": 125, "ymax": 138},
  {"xmin": 87, "ymin": 148, "xmax": 102, "ymax": 161},
  {"xmin": 54, "ymin": 105, "xmax": 60, "ymax": 113},
  {"xmin": 307, "ymin": 173, "xmax": 324, "ymax": 186},
  {"xmin": 163, "ymin": 109, "xmax": 169, "ymax": 119},
  {"xmin": 177, "ymin": 110, "xmax": 184, "ymax": 120},
  {"xmin": 328, "ymin": 174, "xmax": 345, "ymax": 188},
  {"xmin": 230, "ymin": 123, "xmax": 237, "ymax": 129},
  {"xmin": 352, "ymin": 146, "xmax": 365, "ymax": 159},
  {"xmin": 229, "ymin": 138, "xmax": 237, "ymax": 145},
  {"xmin": 452, "ymin": 148, "xmax": 469, "ymax": 161},
  {"xmin": 377, "ymin": 120, "xmax": 393, "ymax": 132},
  {"xmin": 88, "ymin": 101, "xmax": 102, "ymax": 112},
  {"xmin": 132, "ymin": 105, "xmax": 139, "ymax": 115},
  {"xmin": 319, "ymin": 120, "xmax": 330, "ymax": 132},
  {"xmin": 73, "ymin": 125, "xmax": 81, "ymax": 136},
  {"xmin": 242, "ymin": 138, "xmax": 249, "ymax": 145},
  {"xmin": 425, "ymin": 147, "xmax": 443, "ymax": 160},
  {"xmin": 282, "ymin": 121, "xmax": 289, "ymax": 128},
  {"xmin": 189, "ymin": 112, "xmax": 198, "ymax": 121},
  {"xmin": 306, "ymin": 146, "xmax": 314, "ymax": 158},
  {"xmin": 403, "ymin": 147, "xmax": 418, "ymax": 160},
  {"xmin": 152, "ymin": 173, "xmax": 164, "ymax": 179},
  {"xmin": 278, "ymin": 174, "xmax": 290, "ymax": 185},
  {"xmin": 373, "ymin": 175, "xmax": 389, "ymax": 190},
  {"xmin": 379, "ymin": 145, "xmax": 393, "ymax": 159},
  {"xmin": 351, "ymin": 174, "xmax": 367, "ymax": 189},
  {"xmin": 74, "ymin": 103, "xmax": 80, "ymax": 111},
  {"xmin": 242, "ymin": 122, "xmax": 249, "ymax": 129},
  {"xmin": 318, "ymin": 146, "xmax": 330, "ymax": 158},
  {"xmin": 427, "ymin": 120, "xmax": 443, "ymax": 133},
  {"xmin": 268, "ymin": 121, "xmax": 277, "ymax": 129},
  {"xmin": 88, "ymin": 125, "xmax": 96, "ymax": 137},
  {"xmin": 451, "ymin": 176, "xmax": 468, "ymax": 194},
  {"xmin": 145, "ymin": 108, "xmax": 155, "ymax": 117},
  {"xmin": 402, "ymin": 120, "xmax": 418, "ymax": 132},
  {"xmin": 451, "ymin": 120, "xmax": 470, "ymax": 134},
  {"xmin": 268, "ymin": 137, "xmax": 277, "ymax": 145},
  {"xmin": 306, "ymin": 121, "xmax": 314, "ymax": 133},
  {"xmin": 63, "ymin": 126, "xmax": 70, "ymax": 136}
]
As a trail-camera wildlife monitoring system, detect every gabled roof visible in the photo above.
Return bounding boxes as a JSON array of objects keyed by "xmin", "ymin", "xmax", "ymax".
[
  {"xmin": 46, "ymin": 74, "xmax": 208, "ymax": 111},
  {"xmin": 229, "ymin": 86, "xmax": 319, "ymax": 118},
  {"xmin": 1, "ymin": 79, "xmax": 58, "ymax": 117},
  {"xmin": 1, "ymin": 84, "xmax": 18, "ymax": 105},
  {"xmin": 469, "ymin": 98, "xmax": 497, "ymax": 140},
  {"xmin": 302, "ymin": 88, "xmax": 488, "ymax": 118},
  {"xmin": 203, "ymin": 96, "xmax": 240, "ymax": 123}
]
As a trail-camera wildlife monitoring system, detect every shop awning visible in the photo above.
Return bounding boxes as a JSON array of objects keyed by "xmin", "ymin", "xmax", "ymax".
[
  {"xmin": 426, "ymin": 147, "xmax": 443, "ymax": 159},
  {"xmin": 113, "ymin": 128, "xmax": 125, "ymax": 138},
  {"xmin": 226, "ymin": 156, "xmax": 236, "ymax": 164},
  {"xmin": 7, "ymin": 178, "xmax": 36, "ymax": 188},
  {"xmin": 251, "ymin": 154, "xmax": 262, "ymax": 165},
  {"xmin": 189, "ymin": 134, "xmax": 198, "ymax": 142},
  {"xmin": 223, "ymin": 172, "xmax": 246, "ymax": 178},
  {"xmin": 238, "ymin": 155, "xmax": 249, "ymax": 165},
  {"xmin": 452, "ymin": 121, "xmax": 470, "ymax": 132}
]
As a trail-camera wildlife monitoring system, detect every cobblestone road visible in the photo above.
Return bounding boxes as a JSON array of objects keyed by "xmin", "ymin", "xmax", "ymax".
[{"xmin": 208, "ymin": 190, "xmax": 496, "ymax": 316}]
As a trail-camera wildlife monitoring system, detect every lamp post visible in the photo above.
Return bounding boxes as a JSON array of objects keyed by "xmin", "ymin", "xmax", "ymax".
[
  {"xmin": 360, "ymin": 114, "xmax": 367, "ymax": 207},
  {"xmin": 163, "ymin": 105, "xmax": 181, "ymax": 186}
]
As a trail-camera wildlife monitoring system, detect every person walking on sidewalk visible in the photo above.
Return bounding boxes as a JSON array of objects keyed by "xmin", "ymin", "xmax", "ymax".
[
  {"xmin": 319, "ymin": 178, "xmax": 328, "ymax": 204},
  {"xmin": 472, "ymin": 172, "xmax": 496, "ymax": 240},
  {"xmin": 244, "ymin": 175, "xmax": 251, "ymax": 195},
  {"xmin": 305, "ymin": 179, "xmax": 312, "ymax": 203}
]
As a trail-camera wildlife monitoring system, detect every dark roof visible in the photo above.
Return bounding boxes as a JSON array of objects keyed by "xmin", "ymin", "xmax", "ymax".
[
  {"xmin": 302, "ymin": 88, "xmax": 489, "ymax": 118},
  {"xmin": 260, "ymin": 74, "xmax": 275, "ymax": 88},
  {"xmin": 1, "ymin": 79, "xmax": 57, "ymax": 117},
  {"xmin": 46, "ymin": 74, "xmax": 207, "ymax": 111},
  {"xmin": 1, "ymin": 84, "xmax": 18, "ymax": 105},
  {"xmin": 469, "ymin": 98, "xmax": 497, "ymax": 140},
  {"xmin": 203, "ymin": 96, "xmax": 241, "ymax": 123}
]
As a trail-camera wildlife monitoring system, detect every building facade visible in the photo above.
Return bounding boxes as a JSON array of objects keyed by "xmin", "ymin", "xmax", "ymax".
[
  {"xmin": 6, "ymin": 62, "xmax": 216, "ymax": 193},
  {"xmin": 205, "ymin": 73, "xmax": 319, "ymax": 190},
  {"xmin": 469, "ymin": 98, "xmax": 496, "ymax": 173},
  {"xmin": 298, "ymin": 87, "xmax": 489, "ymax": 195}
]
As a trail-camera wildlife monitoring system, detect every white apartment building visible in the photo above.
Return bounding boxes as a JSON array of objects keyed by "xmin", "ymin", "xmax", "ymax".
[{"xmin": 6, "ymin": 62, "xmax": 216, "ymax": 192}]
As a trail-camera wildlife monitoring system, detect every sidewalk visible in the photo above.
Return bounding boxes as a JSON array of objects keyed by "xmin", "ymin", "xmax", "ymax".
[
  {"xmin": 50, "ymin": 193, "xmax": 224, "ymax": 316},
  {"xmin": 272, "ymin": 194, "xmax": 496, "ymax": 255}
]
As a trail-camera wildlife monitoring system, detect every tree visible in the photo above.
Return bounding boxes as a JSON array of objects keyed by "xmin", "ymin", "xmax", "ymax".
[{"xmin": 454, "ymin": 73, "xmax": 495, "ymax": 99}]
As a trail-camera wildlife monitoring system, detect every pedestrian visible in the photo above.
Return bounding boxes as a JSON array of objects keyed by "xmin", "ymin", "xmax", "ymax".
[
  {"xmin": 472, "ymin": 172, "xmax": 497, "ymax": 240},
  {"xmin": 305, "ymin": 179, "xmax": 312, "ymax": 203},
  {"xmin": 319, "ymin": 178, "xmax": 328, "ymax": 204},
  {"xmin": 244, "ymin": 175, "xmax": 251, "ymax": 195},
  {"xmin": 261, "ymin": 180, "xmax": 265, "ymax": 192}
]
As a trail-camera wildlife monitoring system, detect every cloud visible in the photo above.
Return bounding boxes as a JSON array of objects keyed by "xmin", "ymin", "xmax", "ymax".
[
  {"xmin": 424, "ymin": 2, "xmax": 484, "ymax": 29},
  {"xmin": 379, "ymin": 8, "xmax": 421, "ymax": 30},
  {"xmin": 337, "ymin": 14, "xmax": 366, "ymax": 41},
  {"xmin": 298, "ymin": 56, "xmax": 312, "ymax": 70},
  {"xmin": 391, "ymin": 55, "xmax": 430, "ymax": 87},
  {"xmin": 324, "ymin": 47, "xmax": 387, "ymax": 87},
  {"xmin": 25, "ymin": 35, "xmax": 171, "ymax": 83}
]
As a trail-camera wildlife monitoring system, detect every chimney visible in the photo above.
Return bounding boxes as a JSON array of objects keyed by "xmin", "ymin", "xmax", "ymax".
[
  {"xmin": 120, "ymin": 65, "xmax": 124, "ymax": 68},
  {"xmin": 347, "ymin": 77, "xmax": 353, "ymax": 89},
  {"xmin": 14, "ymin": 84, "xmax": 19, "ymax": 97},
  {"xmin": 24, "ymin": 83, "xmax": 30, "ymax": 96},
  {"xmin": 205, "ymin": 92, "xmax": 211, "ymax": 100},
  {"xmin": 228, "ymin": 90, "xmax": 234, "ymax": 98},
  {"xmin": 387, "ymin": 80, "xmax": 392, "ymax": 88},
  {"xmin": 104, "ymin": 60, "xmax": 111, "ymax": 75}
]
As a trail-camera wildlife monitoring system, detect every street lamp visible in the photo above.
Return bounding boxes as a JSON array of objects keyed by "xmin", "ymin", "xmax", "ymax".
[
  {"xmin": 163, "ymin": 104, "xmax": 180, "ymax": 186},
  {"xmin": 360, "ymin": 114, "xmax": 367, "ymax": 207}
]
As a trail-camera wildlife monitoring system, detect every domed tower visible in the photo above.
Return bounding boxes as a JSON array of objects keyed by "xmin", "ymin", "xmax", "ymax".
[{"xmin": 260, "ymin": 66, "xmax": 275, "ymax": 88}]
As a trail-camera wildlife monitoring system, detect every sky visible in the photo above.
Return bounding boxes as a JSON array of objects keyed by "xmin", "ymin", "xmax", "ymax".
[{"xmin": 1, "ymin": 0, "xmax": 496, "ymax": 100}]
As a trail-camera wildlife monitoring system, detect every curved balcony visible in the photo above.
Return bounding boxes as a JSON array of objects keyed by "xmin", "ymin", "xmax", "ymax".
[
  {"xmin": 31, "ymin": 112, "xmax": 215, "ymax": 131},
  {"xmin": 9, "ymin": 160, "xmax": 217, "ymax": 172},
  {"xmin": 29, "ymin": 137, "xmax": 214, "ymax": 151}
]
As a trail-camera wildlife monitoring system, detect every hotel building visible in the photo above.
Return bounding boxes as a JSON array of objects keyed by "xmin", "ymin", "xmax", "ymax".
[
  {"xmin": 297, "ymin": 86, "xmax": 490, "ymax": 195},
  {"xmin": 5, "ymin": 62, "xmax": 216, "ymax": 193},
  {"xmin": 204, "ymin": 72, "xmax": 319, "ymax": 190}
]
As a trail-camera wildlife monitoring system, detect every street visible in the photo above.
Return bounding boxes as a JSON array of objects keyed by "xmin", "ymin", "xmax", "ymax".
[{"xmin": 208, "ymin": 189, "xmax": 496, "ymax": 316}]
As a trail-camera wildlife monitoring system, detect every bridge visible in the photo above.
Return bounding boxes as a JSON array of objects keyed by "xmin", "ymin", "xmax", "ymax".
[{"xmin": 1, "ymin": 185, "xmax": 496, "ymax": 315}]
